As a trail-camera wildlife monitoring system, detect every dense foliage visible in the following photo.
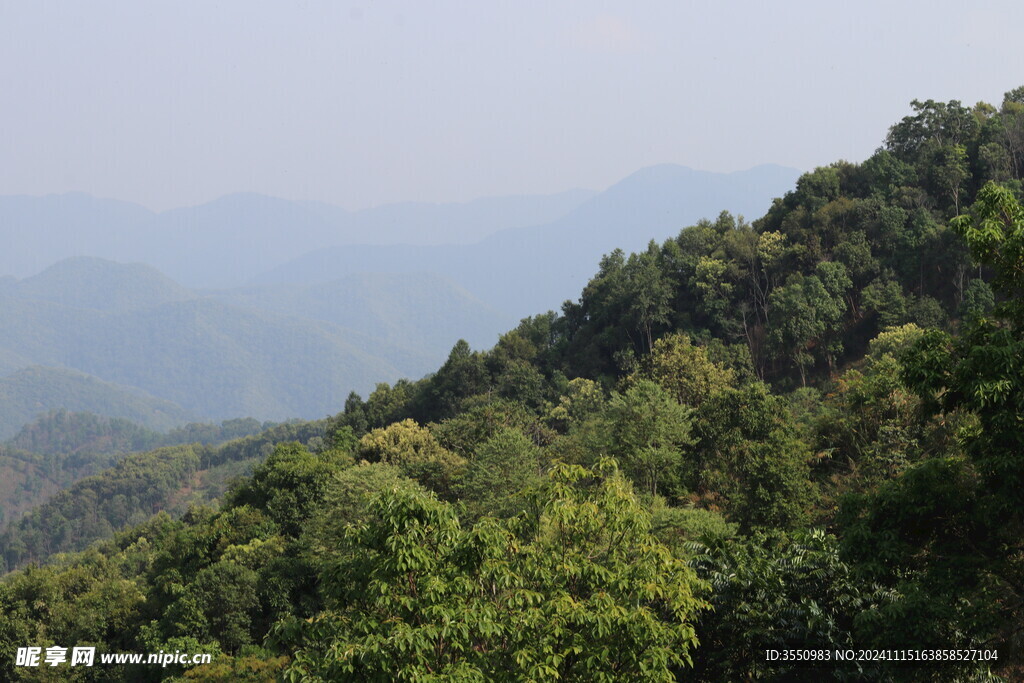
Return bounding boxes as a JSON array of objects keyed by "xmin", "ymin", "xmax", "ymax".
[
  {"xmin": 0, "ymin": 413, "xmax": 267, "ymax": 543},
  {"xmin": 2, "ymin": 89, "xmax": 1024, "ymax": 680},
  {"xmin": 0, "ymin": 419, "xmax": 322, "ymax": 571}
]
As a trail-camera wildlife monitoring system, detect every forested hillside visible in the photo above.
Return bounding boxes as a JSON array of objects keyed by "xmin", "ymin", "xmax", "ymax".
[
  {"xmin": 2, "ymin": 90, "xmax": 1023, "ymax": 680},
  {"xmin": 0, "ymin": 367, "xmax": 195, "ymax": 438},
  {"xmin": 0, "ymin": 412, "xmax": 269, "ymax": 537},
  {"xmin": 7, "ymin": 412, "xmax": 266, "ymax": 459},
  {"xmin": 0, "ymin": 418, "xmax": 325, "ymax": 570}
]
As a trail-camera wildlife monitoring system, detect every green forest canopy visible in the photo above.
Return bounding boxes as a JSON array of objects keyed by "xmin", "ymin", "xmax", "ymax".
[{"xmin": 2, "ymin": 88, "xmax": 1024, "ymax": 680}]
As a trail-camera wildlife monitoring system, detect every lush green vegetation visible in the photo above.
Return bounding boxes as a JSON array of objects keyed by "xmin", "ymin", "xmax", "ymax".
[
  {"xmin": 0, "ymin": 412, "xmax": 269, "ymax": 550},
  {"xmin": 2, "ymin": 89, "xmax": 1024, "ymax": 680},
  {"xmin": 0, "ymin": 419, "xmax": 324, "ymax": 572},
  {"xmin": 7, "ymin": 411, "xmax": 268, "ymax": 459}
]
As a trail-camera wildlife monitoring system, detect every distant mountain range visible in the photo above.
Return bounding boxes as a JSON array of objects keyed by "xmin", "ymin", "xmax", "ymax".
[
  {"xmin": 256, "ymin": 164, "xmax": 802, "ymax": 317},
  {"xmin": 0, "ymin": 258, "xmax": 510, "ymax": 436},
  {"xmin": 0, "ymin": 163, "xmax": 800, "ymax": 433},
  {"xmin": 0, "ymin": 188, "xmax": 596, "ymax": 287}
]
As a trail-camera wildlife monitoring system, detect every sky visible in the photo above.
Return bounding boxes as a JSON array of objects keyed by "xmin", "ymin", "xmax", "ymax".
[{"xmin": 2, "ymin": 0, "xmax": 1023, "ymax": 211}]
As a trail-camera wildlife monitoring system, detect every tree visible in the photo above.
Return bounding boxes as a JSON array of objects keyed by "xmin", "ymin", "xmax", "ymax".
[
  {"xmin": 277, "ymin": 461, "xmax": 707, "ymax": 681},
  {"xmin": 954, "ymin": 181, "xmax": 1024, "ymax": 316},
  {"xmin": 302, "ymin": 462, "xmax": 425, "ymax": 573},
  {"xmin": 930, "ymin": 144, "xmax": 971, "ymax": 214},
  {"xmin": 1001, "ymin": 87, "xmax": 1024, "ymax": 179},
  {"xmin": 423, "ymin": 340, "xmax": 490, "ymax": 421},
  {"xmin": 493, "ymin": 359, "xmax": 548, "ymax": 410},
  {"xmin": 815, "ymin": 325, "xmax": 932, "ymax": 491},
  {"xmin": 833, "ymin": 230, "xmax": 879, "ymax": 303},
  {"xmin": 548, "ymin": 377, "xmax": 606, "ymax": 430},
  {"xmin": 978, "ymin": 141, "xmax": 1012, "ymax": 183},
  {"xmin": 431, "ymin": 398, "xmax": 548, "ymax": 461},
  {"xmin": 625, "ymin": 246, "xmax": 673, "ymax": 353},
  {"xmin": 689, "ymin": 530, "xmax": 884, "ymax": 681},
  {"xmin": 628, "ymin": 332, "xmax": 735, "ymax": 408},
  {"xmin": 692, "ymin": 383, "xmax": 813, "ymax": 531},
  {"xmin": 767, "ymin": 263, "xmax": 849, "ymax": 384},
  {"xmin": 861, "ymin": 276, "xmax": 909, "ymax": 328},
  {"xmin": 885, "ymin": 99, "xmax": 978, "ymax": 164},
  {"xmin": 693, "ymin": 256, "xmax": 734, "ymax": 331},
  {"xmin": 357, "ymin": 419, "xmax": 465, "ymax": 498},
  {"xmin": 188, "ymin": 560, "xmax": 260, "ymax": 653},
  {"xmin": 607, "ymin": 380, "xmax": 694, "ymax": 498},
  {"xmin": 363, "ymin": 380, "xmax": 417, "ymax": 430},
  {"xmin": 754, "ymin": 230, "xmax": 786, "ymax": 321},
  {"xmin": 959, "ymin": 278, "xmax": 994, "ymax": 322},
  {"xmin": 227, "ymin": 443, "xmax": 346, "ymax": 538},
  {"xmin": 459, "ymin": 427, "xmax": 543, "ymax": 519}
]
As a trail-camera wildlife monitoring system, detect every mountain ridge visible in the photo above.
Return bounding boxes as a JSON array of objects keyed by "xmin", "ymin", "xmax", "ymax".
[
  {"xmin": 253, "ymin": 163, "xmax": 803, "ymax": 317},
  {"xmin": 0, "ymin": 185, "xmax": 602, "ymax": 285},
  {"xmin": 0, "ymin": 259, "xmax": 511, "ymax": 429}
]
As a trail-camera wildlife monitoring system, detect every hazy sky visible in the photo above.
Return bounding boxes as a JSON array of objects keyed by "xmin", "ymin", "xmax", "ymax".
[{"xmin": 2, "ymin": 1, "xmax": 1022, "ymax": 211}]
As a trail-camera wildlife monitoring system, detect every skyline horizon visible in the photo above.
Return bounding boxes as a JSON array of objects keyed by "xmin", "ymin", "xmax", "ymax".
[
  {"xmin": 7, "ymin": 3, "xmax": 1020, "ymax": 213},
  {"xmin": 0, "ymin": 160, "xmax": 802, "ymax": 213}
]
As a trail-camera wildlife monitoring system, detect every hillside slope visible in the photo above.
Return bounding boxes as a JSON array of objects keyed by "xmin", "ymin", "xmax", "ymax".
[
  {"xmin": 0, "ymin": 259, "xmax": 514, "ymax": 426},
  {"xmin": 0, "ymin": 366, "xmax": 194, "ymax": 439}
]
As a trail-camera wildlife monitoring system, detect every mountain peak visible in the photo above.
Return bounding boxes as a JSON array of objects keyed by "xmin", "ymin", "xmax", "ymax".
[{"xmin": 17, "ymin": 257, "xmax": 194, "ymax": 312}]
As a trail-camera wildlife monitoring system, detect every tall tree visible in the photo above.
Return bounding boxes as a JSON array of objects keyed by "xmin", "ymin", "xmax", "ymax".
[
  {"xmin": 766, "ymin": 262, "xmax": 849, "ymax": 384},
  {"xmin": 607, "ymin": 380, "xmax": 694, "ymax": 497},
  {"xmin": 278, "ymin": 462, "xmax": 707, "ymax": 681},
  {"xmin": 628, "ymin": 332, "xmax": 735, "ymax": 408}
]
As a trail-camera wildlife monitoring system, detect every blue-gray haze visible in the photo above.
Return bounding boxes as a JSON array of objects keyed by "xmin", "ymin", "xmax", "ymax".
[{"xmin": 2, "ymin": 1, "xmax": 1021, "ymax": 210}]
